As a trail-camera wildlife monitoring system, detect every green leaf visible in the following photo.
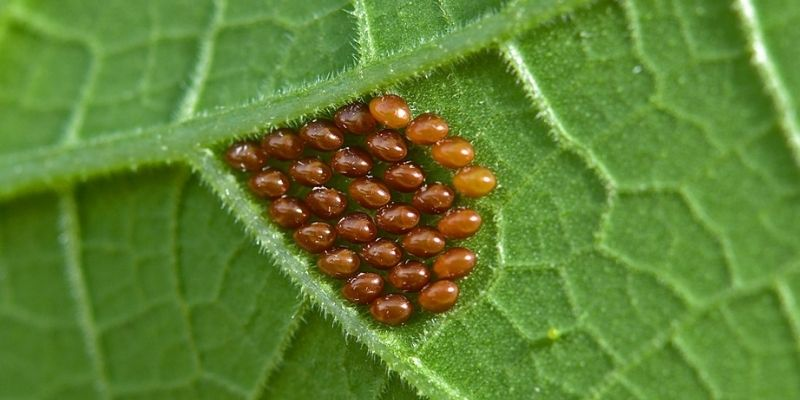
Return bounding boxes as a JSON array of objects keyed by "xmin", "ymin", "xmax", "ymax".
[{"xmin": 1, "ymin": 0, "xmax": 799, "ymax": 399}]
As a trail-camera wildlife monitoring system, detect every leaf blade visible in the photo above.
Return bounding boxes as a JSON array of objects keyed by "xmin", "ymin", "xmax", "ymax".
[
  {"xmin": 2, "ymin": 0, "xmax": 800, "ymax": 399},
  {"xmin": 0, "ymin": 0, "xmax": 588, "ymax": 200}
]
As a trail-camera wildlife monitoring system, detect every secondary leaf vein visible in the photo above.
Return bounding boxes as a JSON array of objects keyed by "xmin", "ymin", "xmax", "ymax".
[
  {"xmin": 58, "ymin": 190, "xmax": 111, "ymax": 400},
  {"xmin": 735, "ymin": 0, "xmax": 800, "ymax": 166}
]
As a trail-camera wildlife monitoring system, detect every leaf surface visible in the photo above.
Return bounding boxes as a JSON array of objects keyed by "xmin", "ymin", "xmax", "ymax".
[{"xmin": 1, "ymin": 0, "xmax": 799, "ymax": 399}]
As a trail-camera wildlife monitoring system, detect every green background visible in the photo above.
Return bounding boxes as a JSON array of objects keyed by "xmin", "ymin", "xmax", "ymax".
[{"xmin": 0, "ymin": 0, "xmax": 799, "ymax": 399}]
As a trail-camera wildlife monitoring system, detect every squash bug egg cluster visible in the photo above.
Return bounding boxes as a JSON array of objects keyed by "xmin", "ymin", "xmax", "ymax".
[{"xmin": 225, "ymin": 95, "xmax": 496, "ymax": 326}]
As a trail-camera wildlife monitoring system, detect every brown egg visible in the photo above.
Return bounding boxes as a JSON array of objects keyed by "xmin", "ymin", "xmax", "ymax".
[
  {"xmin": 336, "ymin": 213, "xmax": 378, "ymax": 243},
  {"xmin": 225, "ymin": 141, "xmax": 267, "ymax": 171},
  {"xmin": 261, "ymin": 128, "xmax": 305, "ymax": 160},
  {"xmin": 383, "ymin": 162, "xmax": 425, "ymax": 192},
  {"xmin": 432, "ymin": 137, "xmax": 474, "ymax": 168},
  {"xmin": 375, "ymin": 203, "xmax": 420, "ymax": 234},
  {"xmin": 412, "ymin": 183, "xmax": 455, "ymax": 214},
  {"xmin": 453, "ymin": 166, "xmax": 496, "ymax": 197},
  {"xmin": 365, "ymin": 129, "xmax": 408, "ymax": 162},
  {"xmin": 433, "ymin": 247, "xmax": 476, "ymax": 279},
  {"xmin": 304, "ymin": 187, "xmax": 347, "ymax": 219},
  {"xmin": 293, "ymin": 222, "xmax": 336, "ymax": 253},
  {"xmin": 299, "ymin": 119, "xmax": 344, "ymax": 151},
  {"xmin": 370, "ymin": 294, "xmax": 413, "ymax": 325},
  {"xmin": 317, "ymin": 248, "xmax": 360, "ymax": 279},
  {"xmin": 289, "ymin": 158, "xmax": 332, "ymax": 186},
  {"xmin": 248, "ymin": 169, "xmax": 290, "ymax": 198},
  {"xmin": 402, "ymin": 227, "xmax": 446, "ymax": 258},
  {"xmin": 360, "ymin": 239, "xmax": 403, "ymax": 269},
  {"xmin": 405, "ymin": 113, "xmax": 448, "ymax": 145},
  {"xmin": 269, "ymin": 197, "xmax": 310, "ymax": 228},
  {"xmin": 369, "ymin": 95, "xmax": 411, "ymax": 129},
  {"xmin": 334, "ymin": 102, "xmax": 377, "ymax": 134},
  {"xmin": 388, "ymin": 261, "xmax": 431, "ymax": 292},
  {"xmin": 437, "ymin": 208, "xmax": 482, "ymax": 239},
  {"xmin": 342, "ymin": 273, "xmax": 384, "ymax": 304},
  {"xmin": 330, "ymin": 147, "xmax": 374, "ymax": 177},
  {"xmin": 348, "ymin": 178, "xmax": 392, "ymax": 209},
  {"xmin": 419, "ymin": 280, "xmax": 459, "ymax": 313}
]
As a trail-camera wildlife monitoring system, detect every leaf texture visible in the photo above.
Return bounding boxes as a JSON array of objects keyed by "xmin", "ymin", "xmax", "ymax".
[{"xmin": 0, "ymin": 0, "xmax": 799, "ymax": 399}]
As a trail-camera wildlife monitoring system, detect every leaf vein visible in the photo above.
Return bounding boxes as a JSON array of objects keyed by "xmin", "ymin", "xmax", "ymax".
[
  {"xmin": 174, "ymin": 0, "xmax": 226, "ymax": 121},
  {"xmin": 249, "ymin": 302, "xmax": 309, "ymax": 400},
  {"xmin": 187, "ymin": 148, "xmax": 469, "ymax": 400},
  {"xmin": 500, "ymin": 41, "xmax": 618, "ymax": 190},
  {"xmin": 167, "ymin": 170, "xmax": 204, "ymax": 376},
  {"xmin": 351, "ymin": 0, "xmax": 376, "ymax": 63},
  {"xmin": 58, "ymin": 190, "xmax": 111, "ymax": 400},
  {"xmin": 0, "ymin": 0, "xmax": 593, "ymax": 199},
  {"xmin": 735, "ymin": 0, "xmax": 800, "ymax": 166},
  {"xmin": 774, "ymin": 280, "xmax": 800, "ymax": 352}
]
